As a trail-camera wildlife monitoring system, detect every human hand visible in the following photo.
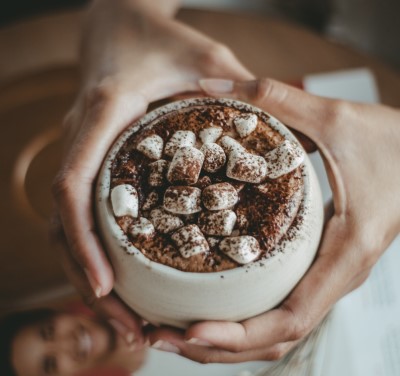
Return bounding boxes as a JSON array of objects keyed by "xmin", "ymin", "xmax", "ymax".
[
  {"xmin": 147, "ymin": 78, "xmax": 400, "ymax": 362},
  {"xmin": 51, "ymin": 0, "xmax": 253, "ymax": 346}
]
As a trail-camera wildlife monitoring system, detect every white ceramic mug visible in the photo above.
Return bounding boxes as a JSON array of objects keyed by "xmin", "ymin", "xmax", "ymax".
[{"xmin": 96, "ymin": 98, "xmax": 323, "ymax": 328}]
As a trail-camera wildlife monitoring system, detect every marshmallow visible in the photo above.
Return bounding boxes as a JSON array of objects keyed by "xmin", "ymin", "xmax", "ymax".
[
  {"xmin": 142, "ymin": 191, "xmax": 159, "ymax": 211},
  {"xmin": 128, "ymin": 217, "xmax": 155, "ymax": 240},
  {"xmin": 265, "ymin": 140, "xmax": 305, "ymax": 179},
  {"xmin": 171, "ymin": 224, "xmax": 209, "ymax": 258},
  {"xmin": 148, "ymin": 160, "xmax": 169, "ymax": 187},
  {"xmin": 231, "ymin": 181, "xmax": 245, "ymax": 193},
  {"xmin": 149, "ymin": 208, "xmax": 184, "ymax": 234},
  {"xmin": 234, "ymin": 113, "xmax": 258, "ymax": 138},
  {"xmin": 164, "ymin": 130, "xmax": 196, "ymax": 157},
  {"xmin": 202, "ymin": 183, "xmax": 238, "ymax": 211},
  {"xmin": 118, "ymin": 216, "xmax": 133, "ymax": 233},
  {"xmin": 199, "ymin": 126, "xmax": 223, "ymax": 144},
  {"xmin": 198, "ymin": 210, "xmax": 237, "ymax": 236},
  {"xmin": 200, "ymin": 143, "xmax": 226, "ymax": 172},
  {"xmin": 167, "ymin": 146, "xmax": 204, "ymax": 185},
  {"xmin": 195, "ymin": 175, "xmax": 212, "ymax": 190},
  {"xmin": 235, "ymin": 213, "xmax": 249, "ymax": 230},
  {"xmin": 136, "ymin": 134, "xmax": 164, "ymax": 160},
  {"xmin": 219, "ymin": 236, "xmax": 261, "ymax": 264},
  {"xmin": 226, "ymin": 151, "xmax": 267, "ymax": 183},
  {"xmin": 254, "ymin": 182, "xmax": 270, "ymax": 195},
  {"xmin": 111, "ymin": 184, "xmax": 139, "ymax": 218},
  {"xmin": 206, "ymin": 236, "xmax": 221, "ymax": 248},
  {"xmin": 218, "ymin": 136, "xmax": 246, "ymax": 155},
  {"xmin": 163, "ymin": 186, "xmax": 202, "ymax": 215}
]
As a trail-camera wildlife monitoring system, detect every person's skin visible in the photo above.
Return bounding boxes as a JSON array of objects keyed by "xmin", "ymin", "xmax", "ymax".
[
  {"xmin": 146, "ymin": 78, "xmax": 400, "ymax": 362},
  {"xmin": 50, "ymin": 0, "xmax": 253, "ymax": 347},
  {"xmin": 11, "ymin": 312, "xmax": 146, "ymax": 376}
]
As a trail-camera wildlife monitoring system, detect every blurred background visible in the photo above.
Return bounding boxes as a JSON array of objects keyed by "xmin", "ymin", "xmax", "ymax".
[{"xmin": 2, "ymin": 0, "xmax": 400, "ymax": 70}]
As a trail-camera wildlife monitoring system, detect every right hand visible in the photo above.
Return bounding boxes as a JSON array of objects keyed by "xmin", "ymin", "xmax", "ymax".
[{"xmin": 51, "ymin": 0, "xmax": 253, "ymax": 346}]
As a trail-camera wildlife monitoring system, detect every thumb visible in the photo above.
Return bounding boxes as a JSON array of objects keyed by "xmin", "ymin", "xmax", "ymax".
[{"xmin": 199, "ymin": 78, "xmax": 329, "ymax": 143}]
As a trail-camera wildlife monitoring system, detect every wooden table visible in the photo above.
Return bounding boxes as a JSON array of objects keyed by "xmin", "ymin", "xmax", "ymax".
[{"xmin": 1, "ymin": 7, "xmax": 400, "ymax": 310}]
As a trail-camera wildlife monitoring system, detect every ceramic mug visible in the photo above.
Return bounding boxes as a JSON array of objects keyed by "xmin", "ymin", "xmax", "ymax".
[{"xmin": 95, "ymin": 98, "xmax": 323, "ymax": 328}]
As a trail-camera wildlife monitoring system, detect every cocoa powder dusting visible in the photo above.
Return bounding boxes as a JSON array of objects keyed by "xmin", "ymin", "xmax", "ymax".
[{"xmin": 111, "ymin": 104, "xmax": 304, "ymax": 272}]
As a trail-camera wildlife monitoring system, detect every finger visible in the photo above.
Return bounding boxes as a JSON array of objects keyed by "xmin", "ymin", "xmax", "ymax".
[
  {"xmin": 93, "ymin": 294, "xmax": 145, "ymax": 348},
  {"xmin": 199, "ymin": 78, "xmax": 331, "ymax": 142},
  {"xmin": 51, "ymin": 219, "xmax": 144, "ymax": 346},
  {"xmin": 182, "ymin": 218, "xmax": 357, "ymax": 352},
  {"xmin": 53, "ymin": 92, "xmax": 149, "ymax": 297},
  {"xmin": 149, "ymin": 327, "xmax": 297, "ymax": 363},
  {"xmin": 172, "ymin": 20, "xmax": 254, "ymax": 82}
]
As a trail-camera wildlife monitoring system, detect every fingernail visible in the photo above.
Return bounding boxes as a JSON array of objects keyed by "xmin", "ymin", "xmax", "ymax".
[
  {"xmin": 199, "ymin": 79, "xmax": 234, "ymax": 94},
  {"xmin": 108, "ymin": 318, "xmax": 136, "ymax": 346},
  {"xmin": 151, "ymin": 340, "xmax": 181, "ymax": 354},
  {"xmin": 84, "ymin": 268, "xmax": 102, "ymax": 298},
  {"xmin": 186, "ymin": 338, "xmax": 213, "ymax": 347}
]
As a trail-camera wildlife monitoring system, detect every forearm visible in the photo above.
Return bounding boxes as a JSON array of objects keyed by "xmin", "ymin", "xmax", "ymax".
[{"xmin": 91, "ymin": 0, "xmax": 183, "ymax": 18}]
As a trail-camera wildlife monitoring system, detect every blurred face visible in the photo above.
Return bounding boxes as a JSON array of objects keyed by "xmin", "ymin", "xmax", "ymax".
[{"xmin": 11, "ymin": 313, "xmax": 116, "ymax": 376}]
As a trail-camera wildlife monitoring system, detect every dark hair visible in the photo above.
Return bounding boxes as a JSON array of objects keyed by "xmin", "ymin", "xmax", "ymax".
[{"xmin": 0, "ymin": 308, "xmax": 56, "ymax": 376}]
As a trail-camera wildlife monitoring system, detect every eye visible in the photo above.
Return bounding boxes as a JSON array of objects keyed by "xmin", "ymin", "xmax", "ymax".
[
  {"xmin": 40, "ymin": 321, "xmax": 55, "ymax": 341},
  {"xmin": 43, "ymin": 355, "xmax": 57, "ymax": 375}
]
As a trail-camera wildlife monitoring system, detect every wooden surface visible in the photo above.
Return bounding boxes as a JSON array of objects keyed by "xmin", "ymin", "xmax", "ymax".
[{"xmin": 1, "ymin": 7, "xmax": 400, "ymax": 309}]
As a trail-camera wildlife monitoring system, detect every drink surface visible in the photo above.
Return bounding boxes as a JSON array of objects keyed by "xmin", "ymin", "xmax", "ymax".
[{"xmin": 109, "ymin": 102, "xmax": 305, "ymax": 272}]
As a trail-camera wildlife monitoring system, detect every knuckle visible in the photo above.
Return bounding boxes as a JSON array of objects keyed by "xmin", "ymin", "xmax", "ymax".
[
  {"xmin": 200, "ymin": 43, "xmax": 235, "ymax": 66},
  {"xmin": 324, "ymin": 100, "xmax": 354, "ymax": 130},
  {"xmin": 264, "ymin": 344, "xmax": 288, "ymax": 361},
  {"xmin": 254, "ymin": 78, "xmax": 274, "ymax": 102},
  {"xmin": 196, "ymin": 353, "xmax": 214, "ymax": 365},
  {"xmin": 230, "ymin": 342, "xmax": 245, "ymax": 353},
  {"xmin": 282, "ymin": 306, "xmax": 309, "ymax": 341},
  {"xmin": 85, "ymin": 80, "xmax": 115, "ymax": 109}
]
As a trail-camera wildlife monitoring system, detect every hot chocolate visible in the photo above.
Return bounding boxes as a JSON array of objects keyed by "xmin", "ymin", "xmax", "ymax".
[{"xmin": 108, "ymin": 100, "xmax": 305, "ymax": 272}]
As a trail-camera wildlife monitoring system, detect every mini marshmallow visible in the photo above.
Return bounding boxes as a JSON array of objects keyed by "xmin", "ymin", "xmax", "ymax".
[
  {"xmin": 198, "ymin": 210, "xmax": 237, "ymax": 236},
  {"xmin": 149, "ymin": 208, "xmax": 184, "ymax": 234},
  {"xmin": 218, "ymin": 136, "xmax": 246, "ymax": 155},
  {"xmin": 199, "ymin": 126, "xmax": 223, "ymax": 144},
  {"xmin": 202, "ymin": 182, "xmax": 238, "ymax": 211},
  {"xmin": 128, "ymin": 217, "xmax": 155, "ymax": 239},
  {"xmin": 142, "ymin": 191, "xmax": 159, "ymax": 211},
  {"xmin": 111, "ymin": 184, "xmax": 139, "ymax": 218},
  {"xmin": 163, "ymin": 186, "xmax": 202, "ymax": 215},
  {"xmin": 254, "ymin": 182, "xmax": 270, "ymax": 195},
  {"xmin": 219, "ymin": 236, "xmax": 261, "ymax": 264},
  {"xmin": 200, "ymin": 143, "xmax": 226, "ymax": 172},
  {"xmin": 235, "ymin": 213, "xmax": 249, "ymax": 230},
  {"xmin": 196, "ymin": 175, "xmax": 212, "ymax": 190},
  {"xmin": 148, "ymin": 160, "xmax": 169, "ymax": 187},
  {"xmin": 136, "ymin": 134, "xmax": 164, "ymax": 160},
  {"xmin": 265, "ymin": 140, "xmax": 305, "ymax": 179},
  {"xmin": 171, "ymin": 224, "xmax": 209, "ymax": 258},
  {"xmin": 206, "ymin": 236, "xmax": 221, "ymax": 248},
  {"xmin": 167, "ymin": 146, "xmax": 204, "ymax": 185},
  {"xmin": 226, "ymin": 150, "xmax": 267, "ymax": 183},
  {"xmin": 234, "ymin": 113, "xmax": 258, "ymax": 138},
  {"xmin": 164, "ymin": 130, "xmax": 196, "ymax": 157}
]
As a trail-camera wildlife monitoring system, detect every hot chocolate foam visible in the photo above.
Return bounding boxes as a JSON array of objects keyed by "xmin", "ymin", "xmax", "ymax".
[{"xmin": 109, "ymin": 101, "xmax": 305, "ymax": 272}]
